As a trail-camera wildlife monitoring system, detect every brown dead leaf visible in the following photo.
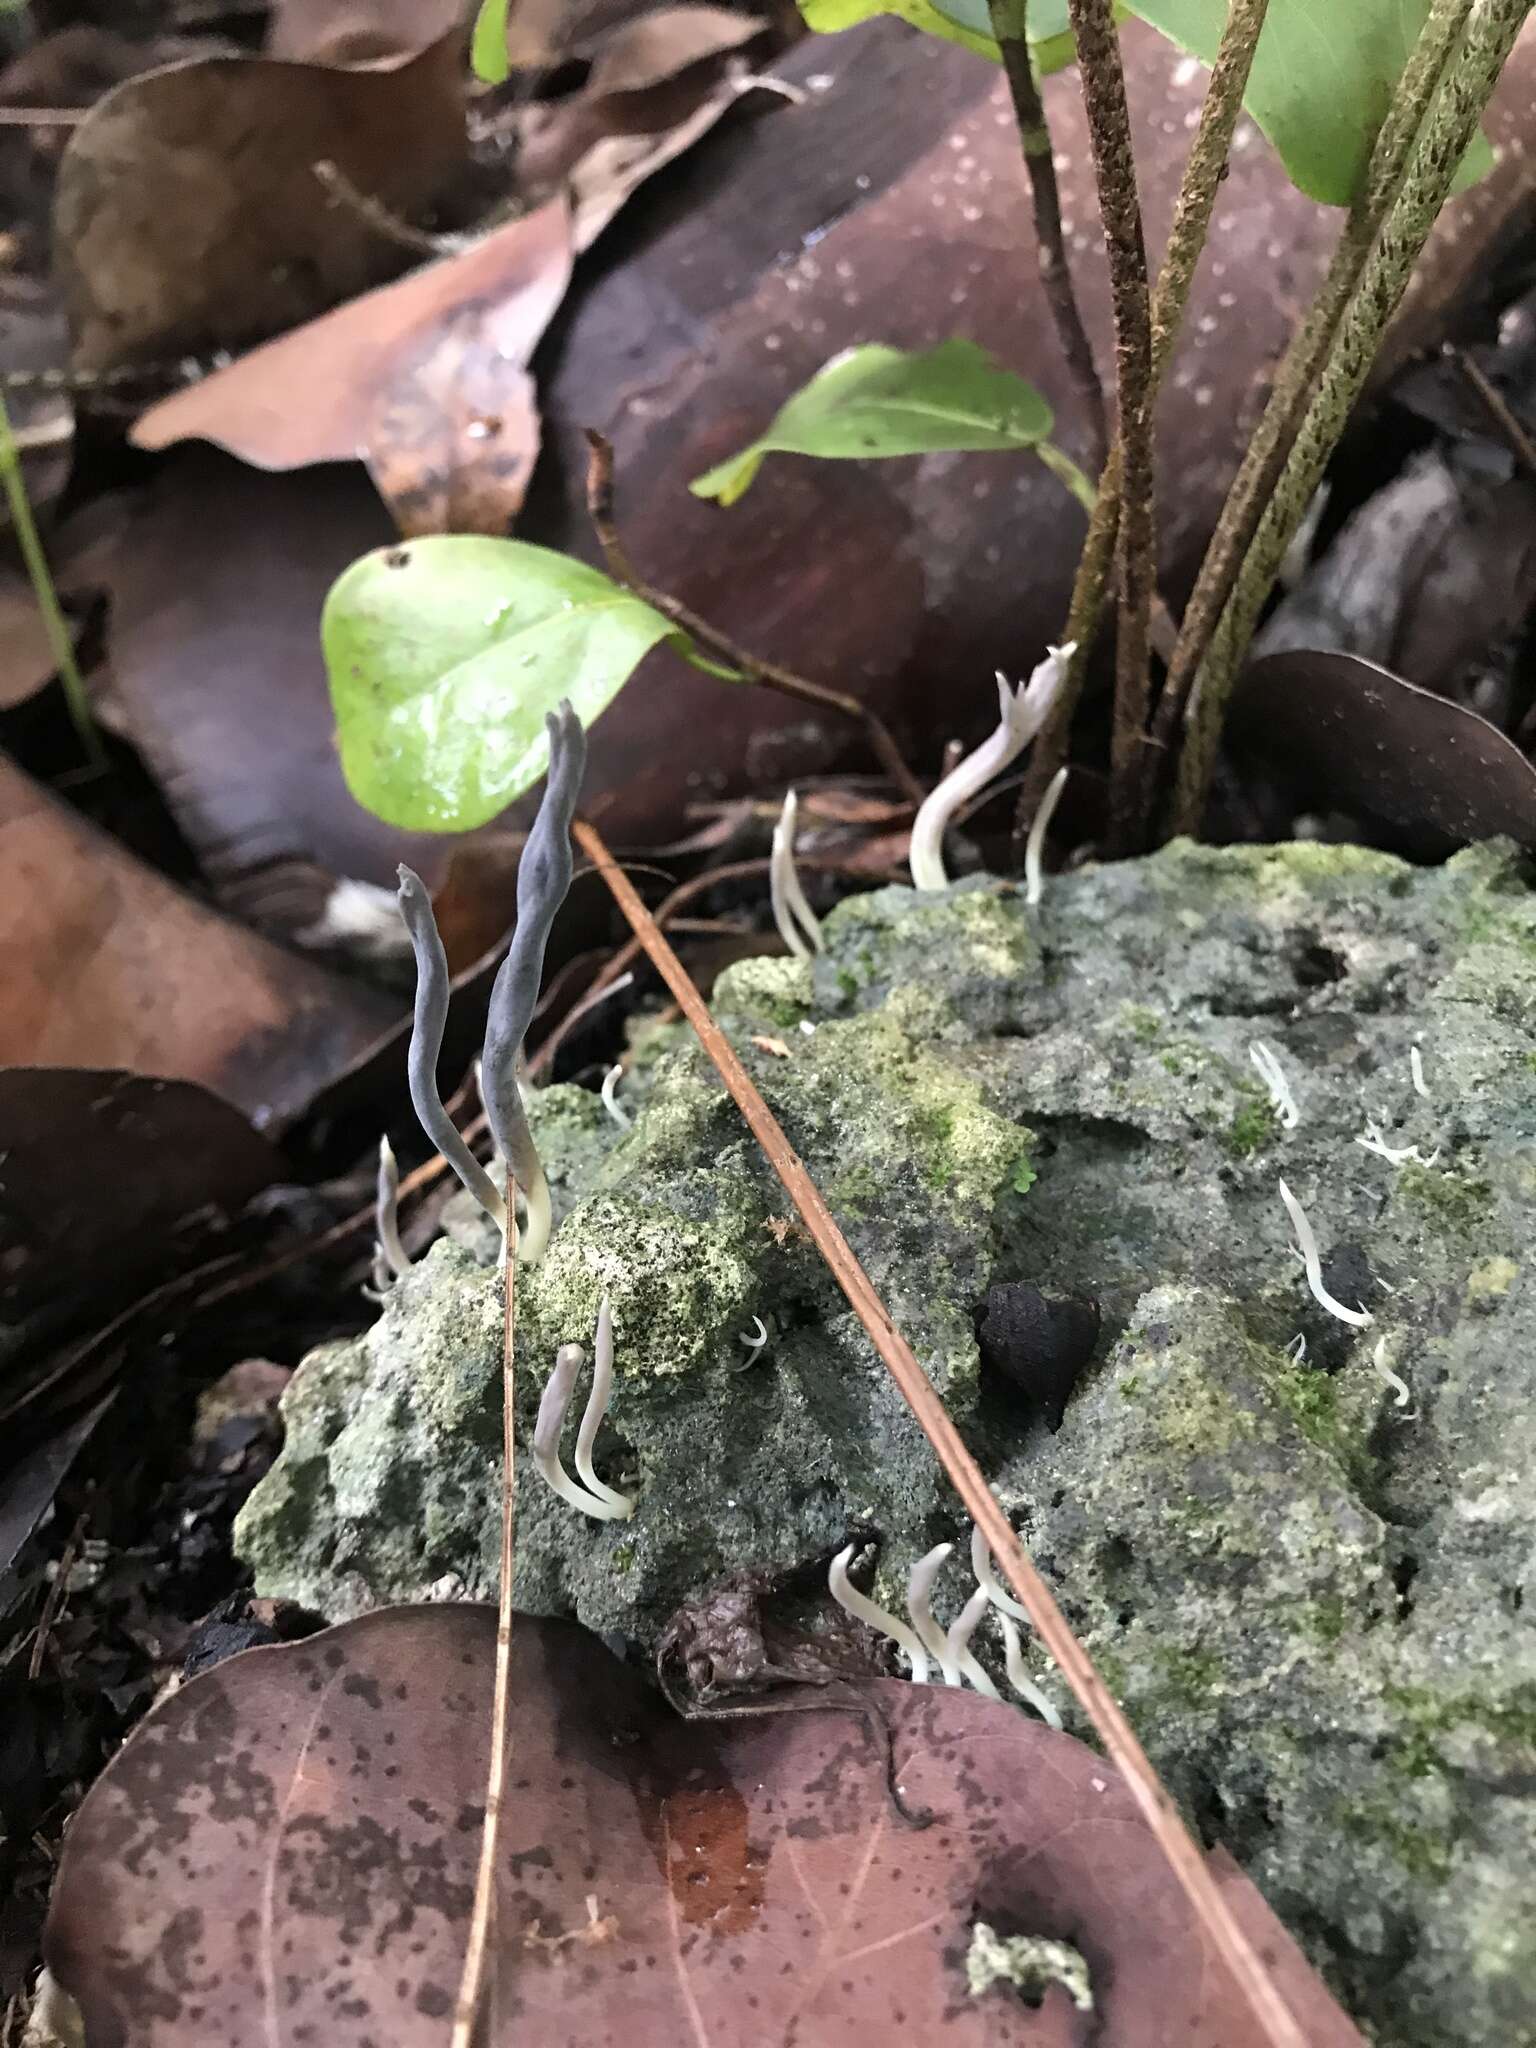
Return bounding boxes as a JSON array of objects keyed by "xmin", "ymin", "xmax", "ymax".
[
  {"xmin": 0, "ymin": 1068, "xmax": 278, "ymax": 1374},
  {"xmin": 54, "ymin": 36, "xmax": 473, "ymax": 373},
  {"xmin": 516, "ymin": 6, "xmax": 769, "ymax": 252},
  {"xmin": 1230, "ymin": 649, "xmax": 1536, "ymax": 858},
  {"xmin": 0, "ymin": 751, "xmax": 396, "ymax": 1125},
  {"xmin": 266, "ymin": 0, "xmax": 466, "ymax": 65},
  {"xmin": 46, "ymin": 1604, "xmax": 1364, "ymax": 2047},
  {"xmin": 133, "ymin": 198, "xmax": 573, "ymax": 539}
]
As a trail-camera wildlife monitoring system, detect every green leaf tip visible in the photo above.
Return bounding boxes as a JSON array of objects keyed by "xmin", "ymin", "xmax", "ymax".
[
  {"xmin": 322, "ymin": 536, "xmax": 671, "ymax": 833},
  {"xmin": 470, "ymin": 0, "xmax": 511, "ymax": 82},
  {"xmin": 689, "ymin": 339, "xmax": 1055, "ymax": 505}
]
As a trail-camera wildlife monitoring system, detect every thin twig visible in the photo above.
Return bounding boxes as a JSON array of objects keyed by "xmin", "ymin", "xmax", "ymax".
[
  {"xmin": 453, "ymin": 1211, "xmax": 519, "ymax": 2048},
  {"xmin": 312, "ymin": 158, "xmax": 474, "ymax": 259},
  {"xmin": 573, "ymin": 814, "xmax": 1311, "ymax": 2048},
  {"xmin": 987, "ymin": 0, "xmax": 1108, "ymax": 474},
  {"xmin": 0, "ymin": 106, "xmax": 88, "ymax": 125},
  {"xmin": 1454, "ymin": 345, "xmax": 1536, "ymax": 478},
  {"xmin": 0, "ymin": 388, "xmax": 104, "ymax": 771},
  {"xmin": 1065, "ymin": 0, "xmax": 1156, "ymax": 848},
  {"xmin": 1156, "ymin": 0, "xmax": 1472, "ymax": 797},
  {"xmin": 1171, "ymin": 0, "xmax": 1525, "ymax": 828},
  {"xmin": 583, "ymin": 431, "xmax": 924, "ymax": 807},
  {"xmin": 1019, "ymin": 0, "xmax": 1268, "ymax": 819}
]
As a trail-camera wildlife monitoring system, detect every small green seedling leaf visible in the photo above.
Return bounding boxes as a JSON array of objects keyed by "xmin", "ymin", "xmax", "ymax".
[
  {"xmin": 690, "ymin": 340, "xmax": 1054, "ymax": 506},
  {"xmin": 470, "ymin": 0, "xmax": 511, "ymax": 82},
  {"xmin": 323, "ymin": 538, "xmax": 673, "ymax": 831}
]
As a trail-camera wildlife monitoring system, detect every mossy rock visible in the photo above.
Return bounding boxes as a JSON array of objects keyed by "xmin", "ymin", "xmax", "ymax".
[{"xmin": 239, "ymin": 839, "xmax": 1536, "ymax": 2048}]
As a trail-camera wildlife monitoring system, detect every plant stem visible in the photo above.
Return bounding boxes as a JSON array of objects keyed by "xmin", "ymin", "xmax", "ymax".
[
  {"xmin": 1156, "ymin": 0, "xmax": 1472, "ymax": 790},
  {"xmin": 0, "ymin": 388, "xmax": 104, "ymax": 771},
  {"xmin": 1036, "ymin": 437, "xmax": 1098, "ymax": 512},
  {"xmin": 988, "ymin": 0, "xmax": 1108, "ymax": 475},
  {"xmin": 1023, "ymin": 0, "xmax": 1268, "ymax": 825},
  {"xmin": 452, "ymin": 1213, "xmax": 519, "ymax": 2048},
  {"xmin": 584, "ymin": 430, "xmax": 924, "ymax": 807},
  {"xmin": 1171, "ymin": 0, "xmax": 1522, "ymax": 828},
  {"xmin": 1065, "ymin": 0, "xmax": 1156, "ymax": 848}
]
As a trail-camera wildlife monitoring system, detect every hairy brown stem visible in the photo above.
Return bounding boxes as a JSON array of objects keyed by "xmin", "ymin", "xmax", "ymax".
[
  {"xmin": 1065, "ymin": 0, "xmax": 1156, "ymax": 848},
  {"xmin": 575, "ymin": 812, "xmax": 1314, "ymax": 2048},
  {"xmin": 1022, "ymin": 0, "xmax": 1269, "ymax": 828},
  {"xmin": 453, "ymin": 1214, "xmax": 519, "ymax": 2048},
  {"xmin": 1172, "ymin": 0, "xmax": 1528, "ymax": 830},
  {"xmin": 1154, "ymin": 0, "xmax": 1473, "ymax": 778},
  {"xmin": 988, "ymin": 0, "xmax": 1108, "ymax": 474},
  {"xmin": 584, "ymin": 431, "xmax": 924, "ymax": 807}
]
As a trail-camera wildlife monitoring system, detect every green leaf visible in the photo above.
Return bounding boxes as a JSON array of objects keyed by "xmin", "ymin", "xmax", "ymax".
[
  {"xmin": 689, "ymin": 340, "xmax": 1054, "ymax": 506},
  {"xmin": 470, "ymin": 0, "xmax": 511, "ymax": 82},
  {"xmin": 797, "ymin": 0, "xmax": 1490, "ymax": 207},
  {"xmin": 323, "ymin": 538, "xmax": 673, "ymax": 831},
  {"xmin": 1127, "ymin": 0, "xmax": 1491, "ymax": 207},
  {"xmin": 798, "ymin": 0, "xmax": 1086, "ymax": 70}
]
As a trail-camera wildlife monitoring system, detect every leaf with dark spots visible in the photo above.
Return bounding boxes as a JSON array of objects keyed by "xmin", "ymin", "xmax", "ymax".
[
  {"xmin": 47, "ymin": 1605, "xmax": 1365, "ymax": 2046},
  {"xmin": 1230, "ymin": 649, "xmax": 1536, "ymax": 858}
]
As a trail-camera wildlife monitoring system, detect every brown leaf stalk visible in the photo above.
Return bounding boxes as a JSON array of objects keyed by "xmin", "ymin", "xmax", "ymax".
[
  {"xmin": 573, "ymin": 812, "xmax": 1313, "ymax": 2048},
  {"xmin": 1018, "ymin": 0, "xmax": 1267, "ymax": 818},
  {"xmin": 987, "ymin": 0, "xmax": 1108, "ymax": 474},
  {"xmin": 1153, "ymin": 0, "xmax": 1472, "ymax": 784},
  {"xmin": 452, "ymin": 1211, "xmax": 520, "ymax": 2048},
  {"xmin": 584, "ymin": 431, "xmax": 924, "ymax": 808},
  {"xmin": 1171, "ymin": 0, "xmax": 1523, "ymax": 829},
  {"xmin": 1064, "ymin": 0, "xmax": 1156, "ymax": 848}
]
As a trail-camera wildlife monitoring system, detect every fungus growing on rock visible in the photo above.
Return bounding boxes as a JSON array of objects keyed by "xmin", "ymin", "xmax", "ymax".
[
  {"xmin": 532, "ymin": 1303, "xmax": 635, "ymax": 1523},
  {"xmin": 770, "ymin": 789, "xmax": 823, "ymax": 959},
  {"xmin": 600, "ymin": 1063, "xmax": 630, "ymax": 1129},
  {"xmin": 828, "ymin": 1543, "xmax": 931, "ymax": 1682},
  {"xmin": 396, "ymin": 702, "xmax": 586, "ymax": 1264},
  {"xmin": 1024, "ymin": 764, "xmax": 1069, "ymax": 908},
  {"xmin": 1278, "ymin": 1177, "xmax": 1373, "ymax": 1329},
  {"xmin": 909, "ymin": 645, "xmax": 1072, "ymax": 892},
  {"xmin": 365, "ymin": 1134, "xmax": 411, "ymax": 1297},
  {"xmin": 1248, "ymin": 1041, "xmax": 1300, "ymax": 1129}
]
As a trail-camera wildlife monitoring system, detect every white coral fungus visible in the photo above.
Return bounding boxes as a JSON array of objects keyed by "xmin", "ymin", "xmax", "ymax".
[
  {"xmin": 1248, "ymin": 1041, "xmax": 1299, "ymax": 1129},
  {"xmin": 1278, "ymin": 1178, "xmax": 1373, "ymax": 1329},
  {"xmin": 909, "ymin": 644, "xmax": 1074, "ymax": 891}
]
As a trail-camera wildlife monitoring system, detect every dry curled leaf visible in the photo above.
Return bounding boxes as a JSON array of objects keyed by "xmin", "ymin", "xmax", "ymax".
[
  {"xmin": 265, "ymin": 0, "xmax": 466, "ymax": 65},
  {"xmin": 1230, "ymin": 648, "xmax": 1536, "ymax": 857},
  {"xmin": 133, "ymin": 199, "xmax": 573, "ymax": 540},
  {"xmin": 55, "ymin": 36, "xmax": 472, "ymax": 372},
  {"xmin": 47, "ymin": 1604, "xmax": 1363, "ymax": 2047},
  {"xmin": 0, "ymin": 751, "xmax": 395, "ymax": 1126}
]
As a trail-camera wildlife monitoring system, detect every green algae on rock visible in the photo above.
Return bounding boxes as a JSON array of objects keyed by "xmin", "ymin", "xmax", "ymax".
[{"xmin": 238, "ymin": 840, "xmax": 1536, "ymax": 2048}]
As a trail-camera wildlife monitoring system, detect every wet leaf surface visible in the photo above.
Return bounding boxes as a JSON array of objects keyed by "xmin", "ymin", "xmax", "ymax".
[
  {"xmin": 526, "ymin": 19, "xmax": 1342, "ymax": 795},
  {"xmin": 54, "ymin": 35, "xmax": 473, "ymax": 372},
  {"xmin": 1230, "ymin": 649, "xmax": 1536, "ymax": 857},
  {"xmin": 323, "ymin": 537, "xmax": 676, "ymax": 831},
  {"xmin": 0, "ymin": 751, "xmax": 396, "ymax": 1126},
  {"xmin": 45, "ymin": 1603, "xmax": 1363, "ymax": 2047}
]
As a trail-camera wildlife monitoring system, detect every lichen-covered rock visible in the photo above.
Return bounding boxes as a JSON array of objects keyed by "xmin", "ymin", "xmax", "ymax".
[{"xmin": 237, "ymin": 841, "xmax": 1536, "ymax": 2048}]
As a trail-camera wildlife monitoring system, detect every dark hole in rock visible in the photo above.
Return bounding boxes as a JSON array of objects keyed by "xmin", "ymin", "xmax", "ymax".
[
  {"xmin": 1294, "ymin": 939, "xmax": 1349, "ymax": 986},
  {"xmin": 975, "ymin": 1283, "xmax": 1100, "ymax": 1433}
]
